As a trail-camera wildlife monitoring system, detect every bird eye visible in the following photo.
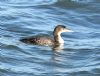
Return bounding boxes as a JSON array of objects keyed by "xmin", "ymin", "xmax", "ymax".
[{"xmin": 63, "ymin": 26, "xmax": 66, "ymax": 28}]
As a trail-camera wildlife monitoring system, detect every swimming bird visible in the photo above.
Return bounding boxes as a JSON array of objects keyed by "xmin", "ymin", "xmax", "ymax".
[{"xmin": 20, "ymin": 25, "xmax": 72, "ymax": 46}]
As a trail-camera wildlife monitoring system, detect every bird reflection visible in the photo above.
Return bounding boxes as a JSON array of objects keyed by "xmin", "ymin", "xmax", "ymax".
[{"xmin": 52, "ymin": 44, "xmax": 64, "ymax": 52}]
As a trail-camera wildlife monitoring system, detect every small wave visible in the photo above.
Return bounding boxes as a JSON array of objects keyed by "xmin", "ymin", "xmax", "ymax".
[
  {"xmin": 0, "ymin": 0, "xmax": 57, "ymax": 6},
  {"xmin": 57, "ymin": 65, "xmax": 100, "ymax": 73},
  {"xmin": 0, "ymin": 0, "xmax": 97, "ymax": 9}
]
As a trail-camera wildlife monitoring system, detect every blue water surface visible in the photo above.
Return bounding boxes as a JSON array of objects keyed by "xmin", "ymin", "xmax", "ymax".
[{"xmin": 0, "ymin": 0, "xmax": 100, "ymax": 76}]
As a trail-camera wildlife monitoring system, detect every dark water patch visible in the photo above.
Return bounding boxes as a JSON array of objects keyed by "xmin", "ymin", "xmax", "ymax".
[
  {"xmin": 54, "ymin": 0, "xmax": 90, "ymax": 9},
  {"xmin": 68, "ymin": 71, "xmax": 99, "ymax": 76},
  {"xmin": 91, "ymin": 68, "xmax": 100, "ymax": 74}
]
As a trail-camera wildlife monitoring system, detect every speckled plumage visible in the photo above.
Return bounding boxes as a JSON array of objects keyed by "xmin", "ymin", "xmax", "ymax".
[
  {"xmin": 20, "ymin": 25, "xmax": 72, "ymax": 46},
  {"xmin": 20, "ymin": 35, "xmax": 54, "ymax": 46}
]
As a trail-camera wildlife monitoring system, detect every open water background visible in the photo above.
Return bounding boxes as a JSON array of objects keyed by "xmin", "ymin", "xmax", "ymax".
[{"xmin": 0, "ymin": 0, "xmax": 100, "ymax": 76}]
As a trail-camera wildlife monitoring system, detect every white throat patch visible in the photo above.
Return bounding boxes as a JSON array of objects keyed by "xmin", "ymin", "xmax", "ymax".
[{"xmin": 58, "ymin": 35, "xmax": 64, "ymax": 44}]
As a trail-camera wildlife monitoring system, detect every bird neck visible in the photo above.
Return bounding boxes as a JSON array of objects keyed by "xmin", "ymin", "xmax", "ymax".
[{"xmin": 54, "ymin": 34, "xmax": 64, "ymax": 44}]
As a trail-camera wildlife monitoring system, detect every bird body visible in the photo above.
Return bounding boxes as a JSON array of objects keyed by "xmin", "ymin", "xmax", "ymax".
[{"xmin": 20, "ymin": 25, "xmax": 72, "ymax": 46}]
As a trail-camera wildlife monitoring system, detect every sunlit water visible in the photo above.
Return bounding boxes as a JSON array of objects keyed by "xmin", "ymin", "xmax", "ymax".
[{"xmin": 0, "ymin": 0, "xmax": 100, "ymax": 76}]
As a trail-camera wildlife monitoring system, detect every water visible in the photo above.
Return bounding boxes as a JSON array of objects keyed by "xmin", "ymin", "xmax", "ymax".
[{"xmin": 0, "ymin": 0, "xmax": 100, "ymax": 76}]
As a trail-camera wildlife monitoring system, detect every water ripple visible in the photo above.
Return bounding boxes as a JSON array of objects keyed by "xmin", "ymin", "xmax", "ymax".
[{"xmin": 0, "ymin": 0, "xmax": 100, "ymax": 76}]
